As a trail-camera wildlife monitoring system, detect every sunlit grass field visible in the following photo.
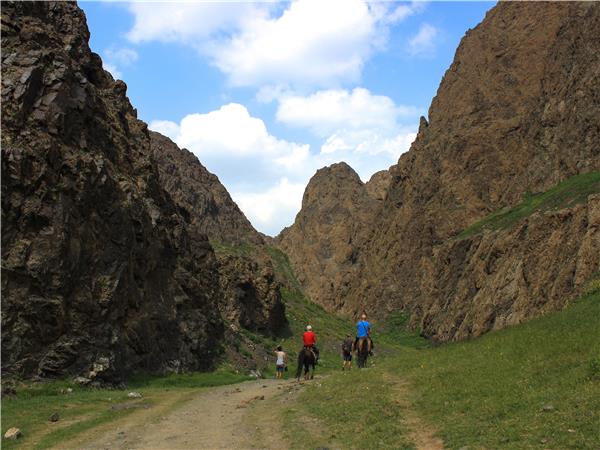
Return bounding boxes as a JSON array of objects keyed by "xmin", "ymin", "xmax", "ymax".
[{"xmin": 289, "ymin": 287, "xmax": 600, "ymax": 449}]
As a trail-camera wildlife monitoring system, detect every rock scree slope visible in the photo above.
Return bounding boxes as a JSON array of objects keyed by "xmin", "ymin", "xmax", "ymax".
[
  {"xmin": 278, "ymin": 1, "xmax": 600, "ymax": 341},
  {"xmin": 1, "ymin": 1, "xmax": 284, "ymax": 381}
]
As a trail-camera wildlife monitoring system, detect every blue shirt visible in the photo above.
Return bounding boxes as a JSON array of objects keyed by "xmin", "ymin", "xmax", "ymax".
[{"xmin": 356, "ymin": 320, "xmax": 370, "ymax": 338}]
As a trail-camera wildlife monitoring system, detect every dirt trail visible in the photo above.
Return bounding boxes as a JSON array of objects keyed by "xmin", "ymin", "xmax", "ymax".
[
  {"xmin": 53, "ymin": 372, "xmax": 442, "ymax": 450},
  {"xmin": 384, "ymin": 373, "xmax": 445, "ymax": 450},
  {"xmin": 61, "ymin": 378, "xmax": 300, "ymax": 450}
]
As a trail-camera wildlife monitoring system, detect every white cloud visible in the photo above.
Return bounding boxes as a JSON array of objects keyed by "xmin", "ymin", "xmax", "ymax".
[
  {"xmin": 126, "ymin": 2, "xmax": 260, "ymax": 44},
  {"xmin": 232, "ymin": 178, "xmax": 306, "ymax": 235},
  {"xmin": 274, "ymin": 87, "xmax": 420, "ymax": 175},
  {"xmin": 275, "ymin": 88, "xmax": 419, "ymax": 136},
  {"xmin": 152, "ymin": 103, "xmax": 309, "ymax": 161},
  {"xmin": 317, "ymin": 129, "xmax": 417, "ymax": 180},
  {"xmin": 149, "ymin": 120, "xmax": 180, "ymax": 140},
  {"xmin": 149, "ymin": 98, "xmax": 418, "ymax": 235},
  {"xmin": 408, "ymin": 23, "xmax": 439, "ymax": 56},
  {"xmin": 126, "ymin": 0, "xmax": 424, "ymax": 88},
  {"xmin": 102, "ymin": 46, "xmax": 138, "ymax": 79}
]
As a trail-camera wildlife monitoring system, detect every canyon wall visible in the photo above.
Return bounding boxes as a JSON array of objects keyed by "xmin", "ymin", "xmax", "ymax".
[
  {"xmin": 1, "ymin": 1, "xmax": 284, "ymax": 380},
  {"xmin": 279, "ymin": 2, "xmax": 600, "ymax": 341}
]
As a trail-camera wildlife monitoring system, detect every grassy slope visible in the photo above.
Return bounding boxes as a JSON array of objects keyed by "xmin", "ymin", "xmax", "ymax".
[
  {"xmin": 458, "ymin": 171, "xmax": 600, "ymax": 239},
  {"xmin": 264, "ymin": 246, "xmax": 357, "ymax": 375},
  {"xmin": 290, "ymin": 286, "xmax": 600, "ymax": 449}
]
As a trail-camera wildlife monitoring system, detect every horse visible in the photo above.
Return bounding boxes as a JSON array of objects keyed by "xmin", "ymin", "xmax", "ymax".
[
  {"xmin": 356, "ymin": 337, "xmax": 371, "ymax": 368},
  {"xmin": 295, "ymin": 347, "xmax": 316, "ymax": 381}
]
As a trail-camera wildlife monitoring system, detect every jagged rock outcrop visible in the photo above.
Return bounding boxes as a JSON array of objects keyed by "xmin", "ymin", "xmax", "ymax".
[
  {"xmin": 278, "ymin": 2, "xmax": 600, "ymax": 340},
  {"xmin": 278, "ymin": 163, "xmax": 387, "ymax": 310},
  {"xmin": 1, "ymin": 1, "xmax": 283, "ymax": 380},
  {"xmin": 418, "ymin": 194, "xmax": 600, "ymax": 340},
  {"xmin": 151, "ymin": 132, "xmax": 263, "ymax": 246},
  {"xmin": 151, "ymin": 132, "xmax": 285, "ymax": 334}
]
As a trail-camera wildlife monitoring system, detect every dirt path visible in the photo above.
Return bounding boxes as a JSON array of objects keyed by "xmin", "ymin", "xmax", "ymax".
[
  {"xmin": 52, "ymin": 371, "xmax": 442, "ymax": 450},
  {"xmin": 60, "ymin": 378, "xmax": 301, "ymax": 450},
  {"xmin": 384, "ymin": 373, "xmax": 445, "ymax": 450}
]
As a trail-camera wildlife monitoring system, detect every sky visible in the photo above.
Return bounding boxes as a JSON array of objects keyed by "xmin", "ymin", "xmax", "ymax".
[{"xmin": 80, "ymin": 0, "xmax": 495, "ymax": 236}]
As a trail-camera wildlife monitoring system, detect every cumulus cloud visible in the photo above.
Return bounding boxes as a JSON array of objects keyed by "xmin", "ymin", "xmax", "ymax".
[
  {"xmin": 275, "ymin": 88, "xmax": 419, "ymax": 136},
  {"xmin": 408, "ymin": 23, "xmax": 439, "ymax": 56},
  {"xmin": 126, "ymin": 2, "xmax": 259, "ymax": 44},
  {"xmin": 126, "ymin": 0, "xmax": 424, "ymax": 88},
  {"xmin": 232, "ymin": 178, "xmax": 306, "ymax": 235},
  {"xmin": 151, "ymin": 103, "xmax": 309, "ymax": 161},
  {"xmin": 149, "ymin": 96, "xmax": 418, "ymax": 235},
  {"xmin": 274, "ymin": 87, "xmax": 420, "ymax": 173}
]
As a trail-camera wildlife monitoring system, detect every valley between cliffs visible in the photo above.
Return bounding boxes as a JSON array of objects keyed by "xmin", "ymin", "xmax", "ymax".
[{"xmin": 278, "ymin": 1, "xmax": 600, "ymax": 341}]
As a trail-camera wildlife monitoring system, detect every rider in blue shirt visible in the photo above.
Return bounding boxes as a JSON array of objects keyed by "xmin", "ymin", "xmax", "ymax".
[{"xmin": 355, "ymin": 313, "xmax": 372, "ymax": 353}]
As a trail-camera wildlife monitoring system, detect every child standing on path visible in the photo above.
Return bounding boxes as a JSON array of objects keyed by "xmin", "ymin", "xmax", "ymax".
[{"xmin": 274, "ymin": 346, "xmax": 287, "ymax": 379}]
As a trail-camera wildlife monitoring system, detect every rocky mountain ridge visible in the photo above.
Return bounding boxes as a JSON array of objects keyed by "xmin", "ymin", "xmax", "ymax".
[
  {"xmin": 1, "ymin": 1, "xmax": 284, "ymax": 381},
  {"xmin": 278, "ymin": 2, "xmax": 600, "ymax": 341}
]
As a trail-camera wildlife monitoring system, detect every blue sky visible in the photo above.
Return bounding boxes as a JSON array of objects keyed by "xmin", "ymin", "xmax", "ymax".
[{"xmin": 80, "ymin": 1, "xmax": 495, "ymax": 236}]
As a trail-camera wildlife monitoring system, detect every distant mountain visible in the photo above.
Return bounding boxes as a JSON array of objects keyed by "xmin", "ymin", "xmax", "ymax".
[{"xmin": 278, "ymin": 2, "xmax": 600, "ymax": 341}]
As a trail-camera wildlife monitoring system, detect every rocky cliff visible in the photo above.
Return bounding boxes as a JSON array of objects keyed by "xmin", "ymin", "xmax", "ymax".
[
  {"xmin": 1, "ymin": 1, "xmax": 284, "ymax": 380},
  {"xmin": 151, "ymin": 132, "xmax": 285, "ymax": 335},
  {"xmin": 278, "ymin": 2, "xmax": 600, "ymax": 341},
  {"xmin": 278, "ymin": 163, "xmax": 388, "ymax": 310}
]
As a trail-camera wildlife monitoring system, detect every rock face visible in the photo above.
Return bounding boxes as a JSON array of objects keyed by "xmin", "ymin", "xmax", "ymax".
[
  {"xmin": 278, "ymin": 2, "xmax": 600, "ymax": 341},
  {"xmin": 278, "ymin": 163, "xmax": 388, "ymax": 311},
  {"xmin": 151, "ymin": 132, "xmax": 285, "ymax": 334},
  {"xmin": 1, "ymin": 1, "xmax": 283, "ymax": 380},
  {"xmin": 151, "ymin": 132, "xmax": 262, "ymax": 246}
]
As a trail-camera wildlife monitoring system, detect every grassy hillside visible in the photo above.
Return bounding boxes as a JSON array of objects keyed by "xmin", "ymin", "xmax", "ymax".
[
  {"xmin": 287, "ymin": 284, "xmax": 600, "ymax": 449},
  {"xmin": 458, "ymin": 171, "xmax": 600, "ymax": 239}
]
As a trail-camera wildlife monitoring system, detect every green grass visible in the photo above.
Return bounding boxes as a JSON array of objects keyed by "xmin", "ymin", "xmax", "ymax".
[
  {"xmin": 291, "ymin": 289, "xmax": 600, "ymax": 449},
  {"xmin": 266, "ymin": 246, "xmax": 304, "ymax": 293},
  {"xmin": 210, "ymin": 240, "xmax": 256, "ymax": 257},
  {"xmin": 263, "ymin": 245, "xmax": 358, "ymax": 374},
  {"xmin": 0, "ymin": 369, "xmax": 250, "ymax": 449},
  {"xmin": 458, "ymin": 171, "xmax": 600, "ymax": 239},
  {"xmin": 283, "ymin": 369, "xmax": 415, "ymax": 450}
]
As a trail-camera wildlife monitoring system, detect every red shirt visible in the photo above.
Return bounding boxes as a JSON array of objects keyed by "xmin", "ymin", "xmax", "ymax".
[{"xmin": 303, "ymin": 331, "xmax": 316, "ymax": 347}]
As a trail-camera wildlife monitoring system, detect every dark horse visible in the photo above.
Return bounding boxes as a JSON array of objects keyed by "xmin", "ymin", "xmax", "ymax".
[
  {"xmin": 295, "ymin": 347, "xmax": 316, "ymax": 381},
  {"xmin": 356, "ymin": 337, "xmax": 371, "ymax": 368}
]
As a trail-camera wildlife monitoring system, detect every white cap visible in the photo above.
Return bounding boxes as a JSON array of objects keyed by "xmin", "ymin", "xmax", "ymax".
[{"xmin": 306, "ymin": 325, "xmax": 312, "ymax": 331}]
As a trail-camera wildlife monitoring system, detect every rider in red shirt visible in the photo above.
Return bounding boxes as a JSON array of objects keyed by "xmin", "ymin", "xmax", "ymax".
[{"xmin": 302, "ymin": 325, "xmax": 319, "ymax": 362}]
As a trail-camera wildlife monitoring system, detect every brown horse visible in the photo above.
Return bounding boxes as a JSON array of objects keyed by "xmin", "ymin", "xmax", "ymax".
[
  {"xmin": 295, "ymin": 347, "xmax": 316, "ymax": 380},
  {"xmin": 356, "ymin": 337, "xmax": 372, "ymax": 368}
]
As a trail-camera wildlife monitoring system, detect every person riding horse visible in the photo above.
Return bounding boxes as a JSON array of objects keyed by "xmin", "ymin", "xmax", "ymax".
[
  {"xmin": 296, "ymin": 325, "xmax": 319, "ymax": 380},
  {"xmin": 354, "ymin": 313, "xmax": 373, "ymax": 355},
  {"xmin": 302, "ymin": 325, "xmax": 319, "ymax": 362}
]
